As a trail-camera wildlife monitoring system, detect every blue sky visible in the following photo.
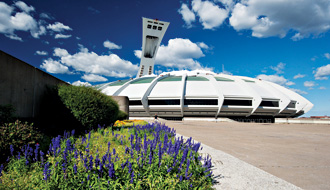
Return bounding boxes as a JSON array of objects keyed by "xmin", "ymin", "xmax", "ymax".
[{"xmin": 1, "ymin": 0, "xmax": 330, "ymax": 117}]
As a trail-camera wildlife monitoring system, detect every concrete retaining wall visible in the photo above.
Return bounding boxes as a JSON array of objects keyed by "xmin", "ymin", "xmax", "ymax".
[
  {"xmin": 111, "ymin": 96, "xmax": 129, "ymax": 115},
  {"xmin": 0, "ymin": 50, "xmax": 67, "ymax": 118}
]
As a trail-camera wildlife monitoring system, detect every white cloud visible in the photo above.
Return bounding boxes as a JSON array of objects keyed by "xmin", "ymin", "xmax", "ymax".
[
  {"xmin": 197, "ymin": 42, "xmax": 209, "ymax": 49},
  {"xmin": 35, "ymin": 50, "xmax": 48, "ymax": 55},
  {"xmin": 229, "ymin": 0, "xmax": 330, "ymax": 40},
  {"xmin": 256, "ymin": 74, "xmax": 288, "ymax": 86},
  {"xmin": 82, "ymin": 74, "xmax": 108, "ymax": 82},
  {"xmin": 40, "ymin": 58, "xmax": 70, "ymax": 74},
  {"xmin": 270, "ymin": 62, "xmax": 285, "ymax": 74},
  {"xmin": 192, "ymin": 0, "xmax": 228, "ymax": 30},
  {"xmin": 319, "ymin": 86, "xmax": 326, "ymax": 90},
  {"xmin": 72, "ymin": 80, "xmax": 92, "ymax": 87},
  {"xmin": 47, "ymin": 22, "xmax": 72, "ymax": 32},
  {"xmin": 304, "ymin": 81, "xmax": 316, "ymax": 88},
  {"xmin": 0, "ymin": 1, "xmax": 46, "ymax": 40},
  {"xmin": 314, "ymin": 64, "xmax": 330, "ymax": 80},
  {"xmin": 54, "ymin": 48, "xmax": 69, "ymax": 57},
  {"xmin": 325, "ymin": 53, "xmax": 330, "ymax": 60},
  {"xmin": 286, "ymin": 81, "xmax": 295, "ymax": 86},
  {"xmin": 293, "ymin": 74, "xmax": 306, "ymax": 79},
  {"xmin": 5, "ymin": 34, "xmax": 22, "ymax": 41},
  {"xmin": 103, "ymin": 40, "xmax": 122, "ymax": 50},
  {"xmin": 15, "ymin": 1, "xmax": 34, "ymax": 13},
  {"xmin": 178, "ymin": 4, "xmax": 196, "ymax": 28},
  {"xmin": 50, "ymin": 45, "xmax": 138, "ymax": 78},
  {"xmin": 289, "ymin": 88, "xmax": 308, "ymax": 95},
  {"xmin": 135, "ymin": 38, "xmax": 211, "ymax": 70},
  {"xmin": 54, "ymin": 34, "xmax": 72, "ymax": 39}
]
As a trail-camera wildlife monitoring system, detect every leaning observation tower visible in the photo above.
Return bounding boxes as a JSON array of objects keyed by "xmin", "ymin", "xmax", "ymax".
[{"xmin": 95, "ymin": 18, "xmax": 313, "ymax": 121}]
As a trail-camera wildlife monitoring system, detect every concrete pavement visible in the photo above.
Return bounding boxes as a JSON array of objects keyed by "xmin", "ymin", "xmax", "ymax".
[{"xmin": 165, "ymin": 120, "xmax": 330, "ymax": 190}]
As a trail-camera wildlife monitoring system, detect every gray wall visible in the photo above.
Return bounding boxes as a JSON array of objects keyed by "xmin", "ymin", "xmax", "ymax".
[
  {"xmin": 0, "ymin": 50, "xmax": 67, "ymax": 118},
  {"xmin": 111, "ymin": 96, "xmax": 129, "ymax": 115}
]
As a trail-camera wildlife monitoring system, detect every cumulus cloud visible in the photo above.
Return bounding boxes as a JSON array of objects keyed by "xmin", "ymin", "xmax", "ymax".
[
  {"xmin": 197, "ymin": 42, "xmax": 209, "ymax": 49},
  {"xmin": 270, "ymin": 62, "xmax": 285, "ymax": 74},
  {"xmin": 54, "ymin": 34, "xmax": 72, "ymax": 39},
  {"xmin": 135, "ymin": 38, "xmax": 211, "ymax": 70},
  {"xmin": 179, "ymin": 0, "xmax": 330, "ymax": 40},
  {"xmin": 319, "ymin": 86, "xmax": 326, "ymax": 90},
  {"xmin": 40, "ymin": 58, "xmax": 70, "ymax": 74},
  {"xmin": 178, "ymin": 4, "xmax": 196, "ymax": 28},
  {"xmin": 44, "ymin": 45, "xmax": 138, "ymax": 78},
  {"xmin": 229, "ymin": 0, "xmax": 330, "ymax": 40},
  {"xmin": 192, "ymin": 0, "xmax": 228, "ymax": 29},
  {"xmin": 47, "ymin": 22, "xmax": 72, "ymax": 32},
  {"xmin": 103, "ymin": 40, "xmax": 122, "ymax": 50},
  {"xmin": 256, "ymin": 74, "xmax": 288, "ymax": 86},
  {"xmin": 15, "ymin": 1, "xmax": 34, "ymax": 13},
  {"xmin": 82, "ymin": 74, "xmax": 108, "ymax": 82},
  {"xmin": 314, "ymin": 64, "xmax": 330, "ymax": 80},
  {"xmin": 0, "ymin": 1, "xmax": 72, "ymax": 40},
  {"xmin": 286, "ymin": 81, "xmax": 295, "ymax": 86},
  {"xmin": 325, "ymin": 53, "xmax": 330, "ymax": 60},
  {"xmin": 35, "ymin": 50, "xmax": 48, "ymax": 55},
  {"xmin": 304, "ymin": 81, "xmax": 316, "ymax": 89},
  {"xmin": 72, "ymin": 80, "xmax": 92, "ymax": 86},
  {"xmin": 289, "ymin": 88, "xmax": 307, "ymax": 95},
  {"xmin": 294, "ymin": 73, "xmax": 306, "ymax": 79}
]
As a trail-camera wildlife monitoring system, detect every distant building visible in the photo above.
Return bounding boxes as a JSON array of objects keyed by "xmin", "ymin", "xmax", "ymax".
[{"xmin": 310, "ymin": 116, "xmax": 330, "ymax": 119}]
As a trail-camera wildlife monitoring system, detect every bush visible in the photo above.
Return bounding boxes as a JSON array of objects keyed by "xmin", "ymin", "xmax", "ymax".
[
  {"xmin": 58, "ymin": 85, "xmax": 119, "ymax": 129},
  {"xmin": 117, "ymin": 110, "xmax": 128, "ymax": 120},
  {"xmin": 0, "ymin": 104, "xmax": 16, "ymax": 125},
  {"xmin": 0, "ymin": 120, "xmax": 43, "ymax": 162}
]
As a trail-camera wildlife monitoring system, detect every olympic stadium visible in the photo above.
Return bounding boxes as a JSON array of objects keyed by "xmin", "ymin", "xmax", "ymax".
[{"xmin": 95, "ymin": 18, "xmax": 313, "ymax": 120}]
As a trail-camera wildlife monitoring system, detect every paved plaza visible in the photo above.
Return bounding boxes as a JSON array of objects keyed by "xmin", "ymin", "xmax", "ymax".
[{"xmin": 164, "ymin": 120, "xmax": 330, "ymax": 190}]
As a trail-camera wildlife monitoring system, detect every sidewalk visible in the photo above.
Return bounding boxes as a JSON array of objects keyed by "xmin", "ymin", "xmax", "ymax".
[{"xmin": 177, "ymin": 133, "xmax": 301, "ymax": 190}]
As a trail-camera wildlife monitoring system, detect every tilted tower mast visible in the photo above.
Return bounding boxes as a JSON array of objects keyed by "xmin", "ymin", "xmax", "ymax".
[{"xmin": 137, "ymin": 18, "xmax": 169, "ymax": 78}]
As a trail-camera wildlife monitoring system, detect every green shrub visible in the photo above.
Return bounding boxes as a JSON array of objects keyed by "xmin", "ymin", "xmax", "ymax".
[
  {"xmin": 58, "ymin": 85, "xmax": 119, "ymax": 129},
  {"xmin": 0, "ymin": 120, "xmax": 43, "ymax": 161},
  {"xmin": 117, "ymin": 110, "xmax": 128, "ymax": 120},
  {"xmin": 0, "ymin": 104, "xmax": 16, "ymax": 124}
]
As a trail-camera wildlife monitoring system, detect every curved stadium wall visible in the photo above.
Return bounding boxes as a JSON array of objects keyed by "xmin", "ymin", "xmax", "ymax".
[{"xmin": 95, "ymin": 71, "xmax": 313, "ymax": 119}]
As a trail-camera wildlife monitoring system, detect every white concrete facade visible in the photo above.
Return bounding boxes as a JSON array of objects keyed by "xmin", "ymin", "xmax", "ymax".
[{"xmin": 98, "ymin": 71, "xmax": 313, "ymax": 118}]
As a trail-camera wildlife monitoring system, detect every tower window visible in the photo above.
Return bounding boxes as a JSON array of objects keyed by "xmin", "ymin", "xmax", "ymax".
[
  {"xmin": 158, "ymin": 27, "xmax": 162, "ymax": 30},
  {"xmin": 144, "ymin": 36, "xmax": 159, "ymax": 58},
  {"xmin": 153, "ymin": 25, "xmax": 157, "ymax": 30},
  {"xmin": 147, "ymin": 24, "xmax": 151, "ymax": 29}
]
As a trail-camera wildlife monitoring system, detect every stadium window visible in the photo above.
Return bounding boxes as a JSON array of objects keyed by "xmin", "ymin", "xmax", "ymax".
[
  {"xmin": 223, "ymin": 99, "xmax": 252, "ymax": 106},
  {"xmin": 129, "ymin": 100, "xmax": 143, "ymax": 105},
  {"xmin": 148, "ymin": 99, "xmax": 180, "ymax": 105},
  {"xmin": 184, "ymin": 99, "xmax": 218, "ymax": 105},
  {"xmin": 259, "ymin": 101, "xmax": 279, "ymax": 107},
  {"xmin": 287, "ymin": 101, "xmax": 296, "ymax": 108}
]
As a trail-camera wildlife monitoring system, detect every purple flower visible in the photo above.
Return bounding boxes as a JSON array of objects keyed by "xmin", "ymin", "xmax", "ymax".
[
  {"xmin": 0, "ymin": 164, "xmax": 3, "ymax": 177},
  {"xmin": 43, "ymin": 162, "xmax": 51, "ymax": 181},
  {"xmin": 73, "ymin": 164, "xmax": 77, "ymax": 174},
  {"xmin": 130, "ymin": 171, "xmax": 134, "ymax": 184},
  {"xmin": 10, "ymin": 145, "xmax": 14, "ymax": 156}
]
